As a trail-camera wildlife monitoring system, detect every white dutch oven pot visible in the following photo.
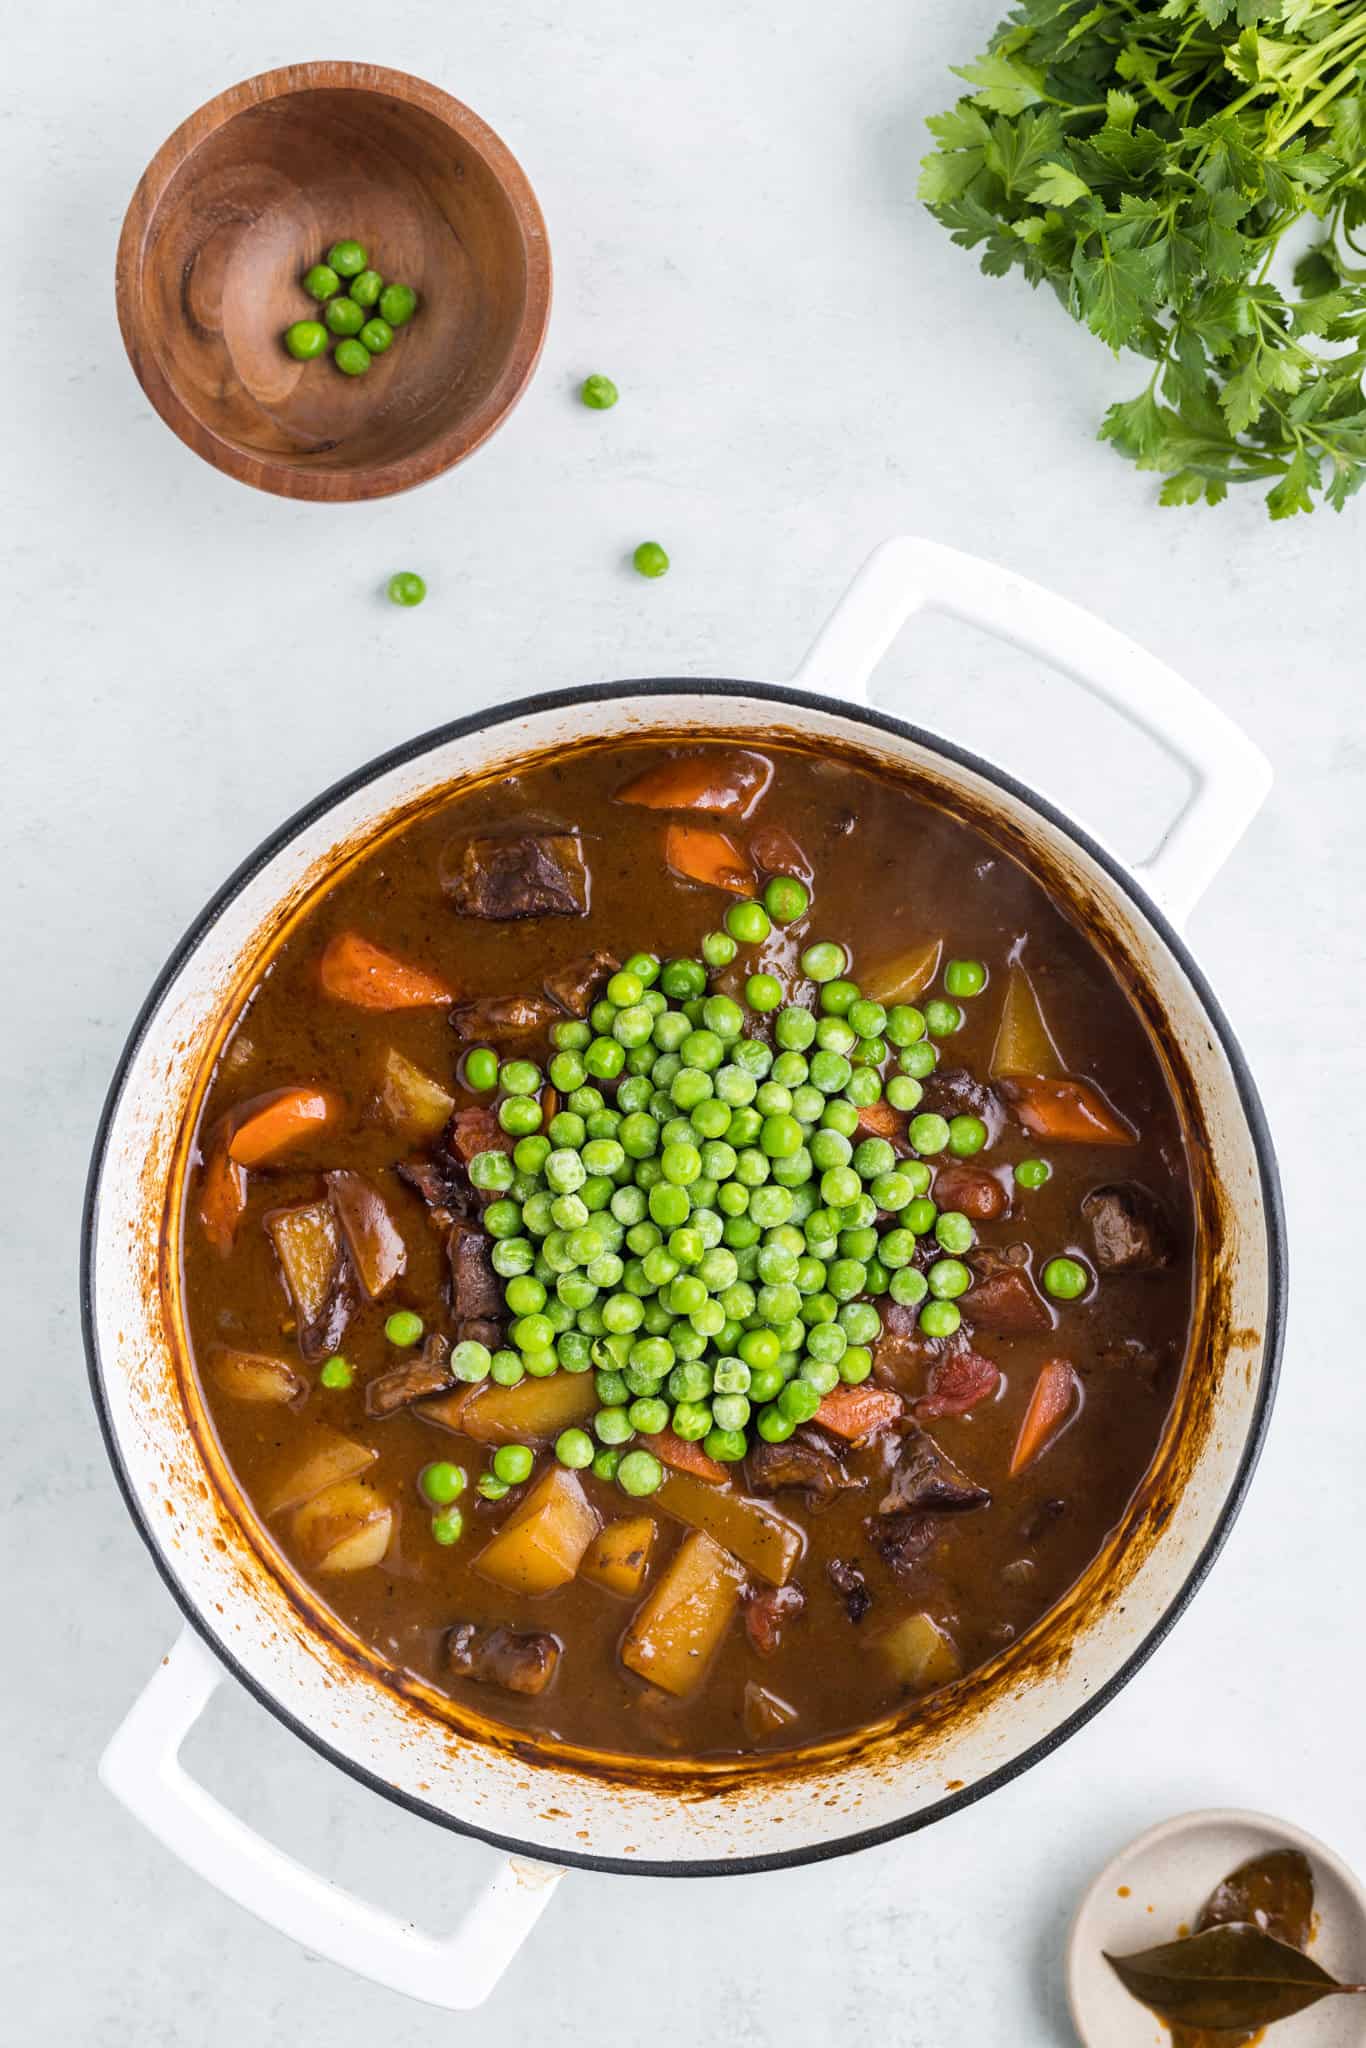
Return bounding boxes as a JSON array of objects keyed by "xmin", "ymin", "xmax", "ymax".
[{"xmin": 85, "ymin": 539, "xmax": 1286, "ymax": 2008}]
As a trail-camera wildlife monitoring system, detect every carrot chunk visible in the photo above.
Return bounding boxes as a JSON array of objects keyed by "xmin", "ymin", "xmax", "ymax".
[
  {"xmin": 319, "ymin": 932, "xmax": 454, "ymax": 1010},
  {"xmin": 1009, "ymin": 1359, "xmax": 1079, "ymax": 1475},
  {"xmin": 197, "ymin": 1124, "xmax": 247, "ymax": 1253},
  {"xmin": 664, "ymin": 820, "xmax": 756, "ymax": 895},
  {"xmin": 999, "ymin": 1076, "xmax": 1136, "ymax": 1145},
  {"xmin": 616, "ymin": 749, "xmax": 773, "ymax": 819},
  {"xmin": 815, "ymin": 1384, "xmax": 903, "ymax": 1442},
  {"xmin": 228, "ymin": 1086, "xmax": 341, "ymax": 1167},
  {"xmin": 655, "ymin": 1427, "xmax": 728, "ymax": 1485},
  {"xmin": 855, "ymin": 1099, "xmax": 908, "ymax": 1144}
]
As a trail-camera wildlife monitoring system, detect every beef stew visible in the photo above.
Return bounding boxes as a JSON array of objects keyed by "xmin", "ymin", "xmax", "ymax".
[{"xmin": 179, "ymin": 737, "xmax": 1194, "ymax": 1762}]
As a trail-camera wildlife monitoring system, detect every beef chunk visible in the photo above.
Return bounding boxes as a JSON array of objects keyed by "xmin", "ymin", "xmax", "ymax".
[
  {"xmin": 455, "ymin": 1318, "xmax": 502, "ymax": 1351},
  {"xmin": 913, "ymin": 1349, "xmax": 1002, "ymax": 1420},
  {"xmin": 444, "ymin": 833, "xmax": 588, "ymax": 920},
  {"xmin": 873, "ymin": 1332, "xmax": 925, "ymax": 1393},
  {"xmin": 747, "ymin": 1430, "xmax": 860, "ymax": 1505},
  {"xmin": 743, "ymin": 1582, "xmax": 806, "ymax": 1657},
  {"xmin": 325, "ymin": 1170, "xmax": 408, "ymax": 1299},
  {"xmin": 881, "ymin": 1300, "xmax": 920, "ymax": 1339},
  {"xmin": 965, "ymin": 1246, "xmax": 1053, "ymax": 1334},
  {"xmin": 447, "ymin": 1622, "xmax": 561, "ymax": 1696},
  {"xmin": 873, "ymin": 1300, "xmax": 931, "ymax": 1390},
  {"xmin": 827, "ymin": 1558, "xmax": 872, "ymax": 1623},
  {"xmin": 1082, "ymin": 1183, "xmax": 1172, "ymax": 1271},
  {"xmin": 366, "ymin": 1337, "xmax": 454, "ymax": 1418},
  {"xmin": 448, "ymin": 1220, "xmax": 502, "ymax": 1320},
  {"xmin": 396, "ymin": 1151, "xmax": 466, "ymax": 1221},
  {"xmin": 880, "ymin": 1427, "xmax": 991, "ymax": 1515},
  {"xmin": 543, "ymin": 949, "xmax": 620, "ymax": 1016},
  {"xmin": 931, "ymin": 1161, "xmax": 1010, "ymax": 1223},
  {"xmin": 922, "ymin": 1066, "xmax": 999, "ymax": 1123},
  {"xmin": 866, "ymin": 1511, "xmax": 940, "ymax": 1577},
  {"xmin": 447, "ymin": 1105, "xmax": 516, "ymax": 1165},
  {"xmin": 749, "ymin": 823, "xmax": 812, "ymax": 882},
  {"xmin": 451, "ymin": 994, "xmax": 559, "ymax": 1040}
]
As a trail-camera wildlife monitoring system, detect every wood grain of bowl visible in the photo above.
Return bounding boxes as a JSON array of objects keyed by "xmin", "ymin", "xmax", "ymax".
[{"xmin": 116, "ymin": 62, "xmax": 552, "ymax": 501}]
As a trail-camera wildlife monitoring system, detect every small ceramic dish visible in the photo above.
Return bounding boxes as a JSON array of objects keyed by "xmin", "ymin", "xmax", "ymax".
[
  {"xmin": 116, "ymin": 62, "xmax": 551, "ymax": 501},
  {"xmin": 1067, "ymin": 1809, "xmax": 1366, "ymax": 2046}
]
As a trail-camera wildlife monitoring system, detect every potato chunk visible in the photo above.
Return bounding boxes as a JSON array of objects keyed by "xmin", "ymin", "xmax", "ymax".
[
  {"xmin": 657, "ymin": 1471, "xmax": 803, "ymax": 1586},
  {"xmin": 861, "ymin": 939, "xmax": 942, "ymax": 1006},
  {"xmin": 581, "ymin": 1515, "xmax": 656, "ymax": 1598},
  {"xmin": 877, "ymin": 1612, "xmax": 962, "ymax": 1693},
  {"xmin": 989, "ymin": 965, "xmax": 1064, "ymax": 1080},
  {"xmin": 621, "ymin": 1531, "xmax": 745, "ymax": 1697},
  {"xmin": 429, "ymin": 1371, "xmax": 598, "ymax": 1445},
  {"xmin": 292, "ymin": 1476, "xmax": 393, "ymax": 1574},
  {"xmin": 474, "ymin": 1467, "xmax": 599, "ymax": 1596},
  {"xmin": 376, "ymin": 1047, "xmax": 456, "ymax": 1140},
  {"xmin": 209, "ymin": 1347, "xmax": 304, "ymax": 1406},
  {"xmin": 266, "ymin": 1199, "xmax": 350, "ymax": 1359},
  {"xmin": 266, "ymin": 1428, "xmax": 376, "ymax": 1516}
]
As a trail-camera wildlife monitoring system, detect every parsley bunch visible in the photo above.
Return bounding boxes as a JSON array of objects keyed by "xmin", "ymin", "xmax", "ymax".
[{"xmin": 920, "ymin": 0, "xmax": 1366, "ymax": 517}]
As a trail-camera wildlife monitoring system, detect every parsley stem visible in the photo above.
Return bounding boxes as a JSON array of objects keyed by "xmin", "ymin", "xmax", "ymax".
[{"xmin": 1271, "ymin": 47, "xmax": 1366, "ymax": 151}]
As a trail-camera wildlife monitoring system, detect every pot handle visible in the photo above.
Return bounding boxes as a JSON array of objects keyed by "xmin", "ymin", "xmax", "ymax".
[
  {"xmin": 100, "ymin": 1626, "xmax": 564, "ymax": 2010},
  {"xmin": 791, "ymin": 537, "xmax": 1271, "ymax": 927}
]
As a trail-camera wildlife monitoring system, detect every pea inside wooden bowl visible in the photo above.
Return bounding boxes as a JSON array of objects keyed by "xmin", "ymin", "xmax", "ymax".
[{"xmin": 116, "ymin": 63, "xmax": 551, "ymax": 501}]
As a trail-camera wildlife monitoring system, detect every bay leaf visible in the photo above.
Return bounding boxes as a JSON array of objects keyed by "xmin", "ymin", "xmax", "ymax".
[
  {"xmin": 1105, "ymin": 1921, "xmax": 1366, "ymax": 2030},
  {"xmin": 1198, "ymin": 1847, "xmax": 1314, "ymax": 1950},
  {"xmin": 1172, "ymin": 1850, "xmax": 1317, "ymax": 2048}
]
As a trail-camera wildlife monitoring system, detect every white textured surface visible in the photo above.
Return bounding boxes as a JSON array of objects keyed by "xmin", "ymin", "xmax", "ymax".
[{"xmin": 4, "ymin": 0, "xmax": 1363, "ymax": 2042}]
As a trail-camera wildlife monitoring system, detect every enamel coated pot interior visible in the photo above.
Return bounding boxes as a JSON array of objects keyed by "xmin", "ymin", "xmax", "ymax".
[{"xmin": 85, "ymin": 542, "xmax": 1286, "ymax": 1883}]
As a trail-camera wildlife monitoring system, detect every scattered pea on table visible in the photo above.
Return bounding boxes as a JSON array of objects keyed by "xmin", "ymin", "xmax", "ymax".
[
  {"xmin": 633, "ymin": 541, "xmax": 670, "ymax": 579},
  {"xmin": 581, "ymin": 373, "xmax": 619, "ymax": 409},
  {"xmin": 387, "ymin": 571, "xmax": 427, "ymax": 609}
]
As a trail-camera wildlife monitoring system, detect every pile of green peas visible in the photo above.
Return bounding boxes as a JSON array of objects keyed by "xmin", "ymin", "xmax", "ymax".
[
  {"xmin": 431, "ymin": 881, "xmax": 1032, "ymax": 1509},
  {"xmin": 283, "ymin": 239, "xmax": 420, "ymax": 378}
]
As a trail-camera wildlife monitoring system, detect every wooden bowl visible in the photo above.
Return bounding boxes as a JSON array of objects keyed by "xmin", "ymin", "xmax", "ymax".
[{"xmin": 116, "ymin": 63, "xmax": 551, "ymax": 501}]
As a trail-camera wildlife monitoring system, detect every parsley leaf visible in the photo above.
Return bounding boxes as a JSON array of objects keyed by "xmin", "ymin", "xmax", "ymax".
[{"xmin": 921, "ymin": 0, "xmax": 1366, "ymax": 516}]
